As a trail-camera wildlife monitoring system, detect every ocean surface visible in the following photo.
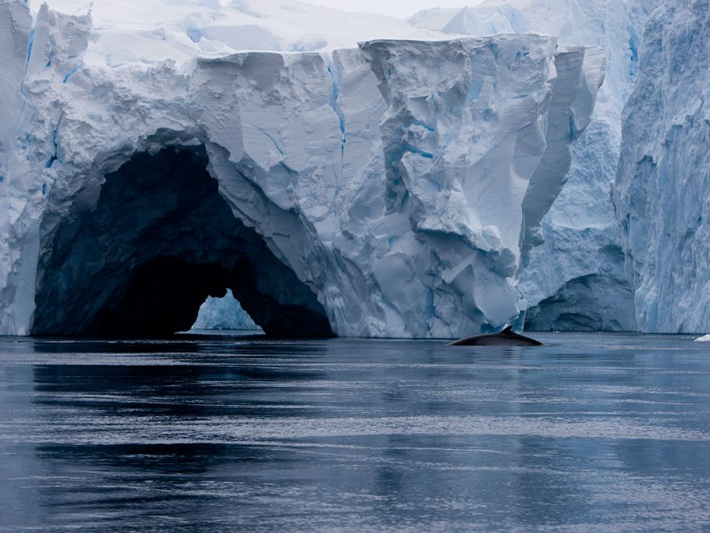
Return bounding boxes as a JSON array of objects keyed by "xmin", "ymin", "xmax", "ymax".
[{"xmin": 1, "ymin": 332, "xmax": 710, "ymax": 531}]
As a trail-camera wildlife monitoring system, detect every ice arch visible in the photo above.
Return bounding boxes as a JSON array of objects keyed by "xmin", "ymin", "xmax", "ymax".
[{"xmin": 31, "ymin": 146, "xmax": 333, "ymax": 337}]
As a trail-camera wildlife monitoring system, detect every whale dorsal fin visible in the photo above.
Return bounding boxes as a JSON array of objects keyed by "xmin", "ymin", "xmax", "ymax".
[{"xmin": 501, "ymin": 325, "xmax": 514, "ymax": 334}]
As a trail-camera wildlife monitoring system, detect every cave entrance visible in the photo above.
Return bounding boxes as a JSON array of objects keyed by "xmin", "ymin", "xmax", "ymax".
[{"xmin": 32, "ymin": 146, "xmax": 333, "ymax": 338}]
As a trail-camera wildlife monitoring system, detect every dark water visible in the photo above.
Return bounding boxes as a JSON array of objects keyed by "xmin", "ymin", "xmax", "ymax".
[{"xmin": 2, "ymin": 333, "xmax": 710, "ymax": 531}]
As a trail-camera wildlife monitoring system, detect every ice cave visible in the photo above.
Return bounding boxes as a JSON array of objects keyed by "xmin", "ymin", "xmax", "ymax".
[{"xmin": 32, "ymin": 146, "xmax": 333, "ymax": 337}]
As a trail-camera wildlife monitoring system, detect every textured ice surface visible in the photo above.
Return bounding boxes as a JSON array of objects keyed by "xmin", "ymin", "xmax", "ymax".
[
  {"xmin": 615, "ymin": 0, "xmax": 710, "ymax": 333},
  {"xmin": 411, "ymin": 0, "xmax": 656, "ymax": 331},
  {"xmin": 0, "ymin": 0, "xmax": 602, "ymax": 337},
  {"xmin": 191, "ymin": 289, "xmax": 260, "ymax": 331},
  {"xmin": 0, "ymin": 0, "xmax": 35, "ymax": 335}
]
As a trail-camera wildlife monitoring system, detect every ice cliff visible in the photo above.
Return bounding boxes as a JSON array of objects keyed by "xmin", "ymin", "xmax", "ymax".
[
  {"xmin": 412, "ymin": 0, "xmax": 654, "ymax": 331},
  {"xmin": 614, "ymin": 0, "xmax": 710, "ymax": 333},
  {"xmin": 0, "ymin": 0, "xmax": 603, "ymax": 337}
]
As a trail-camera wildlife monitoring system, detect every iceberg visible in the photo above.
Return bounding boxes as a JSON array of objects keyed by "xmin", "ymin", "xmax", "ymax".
[
  {"xmin": 614, "ymin": 0, "xmax": 710, "ymax": 333},
  {"xmin": 411, "ymin": 0, "xmax": 655, "ymax": 331},
  {"xmin": 0, "ymin": 0, "xmax": 603, "ymax": 337},
  {"xmin": 191, "ymin": 289, "xmax": 261, "ymax": 331}
]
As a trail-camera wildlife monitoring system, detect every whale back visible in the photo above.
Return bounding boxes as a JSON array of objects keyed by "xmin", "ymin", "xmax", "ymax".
[{"xmin": 448, "ymin": 326, "xmax": 542, "ymax": 346}]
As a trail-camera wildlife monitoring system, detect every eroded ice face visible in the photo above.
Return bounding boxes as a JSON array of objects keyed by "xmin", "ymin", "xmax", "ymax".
[{"xmin": 0, "ymin": 1, "xmax": 603, "ymax": 338}]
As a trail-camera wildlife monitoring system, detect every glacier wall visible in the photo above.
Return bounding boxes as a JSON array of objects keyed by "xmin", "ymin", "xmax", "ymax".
[
  {"xmin": 0, "ymin": 1, "xmax": 603, "ymax": 337},
  {"xmin": 412, "ymin": 0, "xmax": 654, "ymax": 331},
  {"xmin": 614, "ymin": 0, "xmax": 710, "ymax": 333},
  {"xmin": 0, "ymin": 0, "xmax": 35, "ymax": 335}
]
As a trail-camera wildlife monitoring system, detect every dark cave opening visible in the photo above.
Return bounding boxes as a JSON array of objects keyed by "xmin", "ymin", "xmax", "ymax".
[{"xmin": 32, "ymin": 146, "xmax": 333, "ymax": 338}]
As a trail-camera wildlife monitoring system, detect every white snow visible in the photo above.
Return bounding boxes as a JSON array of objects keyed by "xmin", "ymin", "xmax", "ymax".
[
  {"xmin": 29, "ymin": 0, "xmax": 444, "ymax": 66},
  {"xmin": 0, "ymin": 0, "xmax": 603, "ymax": 337}
]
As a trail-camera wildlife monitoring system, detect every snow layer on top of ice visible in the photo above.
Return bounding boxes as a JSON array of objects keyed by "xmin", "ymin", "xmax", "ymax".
[{"xmin": 29, "ymin": 0, "xmax": 443, "ymax": 68}]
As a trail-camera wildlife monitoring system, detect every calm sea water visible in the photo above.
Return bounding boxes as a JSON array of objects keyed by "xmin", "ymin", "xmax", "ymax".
[{"xmin": 1, "ymin": 332, "xmax": 710, "ymax": 531}]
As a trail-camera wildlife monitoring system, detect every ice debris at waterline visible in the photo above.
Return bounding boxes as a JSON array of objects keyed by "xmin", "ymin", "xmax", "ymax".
[{"xmin": 0, "ymin": 0, "xmax": 603, "ymax": 338}]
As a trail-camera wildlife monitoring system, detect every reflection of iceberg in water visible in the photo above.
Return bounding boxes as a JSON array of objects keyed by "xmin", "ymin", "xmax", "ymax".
[{"xmin": 191, "ymin": 289, "xmax": 262, "ymax": 332}]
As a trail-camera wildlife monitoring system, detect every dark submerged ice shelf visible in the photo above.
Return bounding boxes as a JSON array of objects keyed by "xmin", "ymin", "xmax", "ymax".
[{"xmin": 2, "ymin": 332, "xmax": 710, "ymax": 531}]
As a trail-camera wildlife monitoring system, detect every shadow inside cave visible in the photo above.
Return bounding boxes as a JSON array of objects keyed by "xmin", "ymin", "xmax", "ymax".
[{"xmin": 32, "ymin": 145, "xmax": 332, "ymax": 338}]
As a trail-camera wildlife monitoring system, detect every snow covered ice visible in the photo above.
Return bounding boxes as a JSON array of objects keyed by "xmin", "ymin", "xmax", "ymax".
[{"xmin": 0, "ymin": 0, "xmax": 603, "ymax": 337}]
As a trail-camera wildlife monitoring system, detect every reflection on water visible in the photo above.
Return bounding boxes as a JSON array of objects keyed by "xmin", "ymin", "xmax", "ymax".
[{"xmin": 2, "ymin": 333, "xmax": 710, "ymax": 530}]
